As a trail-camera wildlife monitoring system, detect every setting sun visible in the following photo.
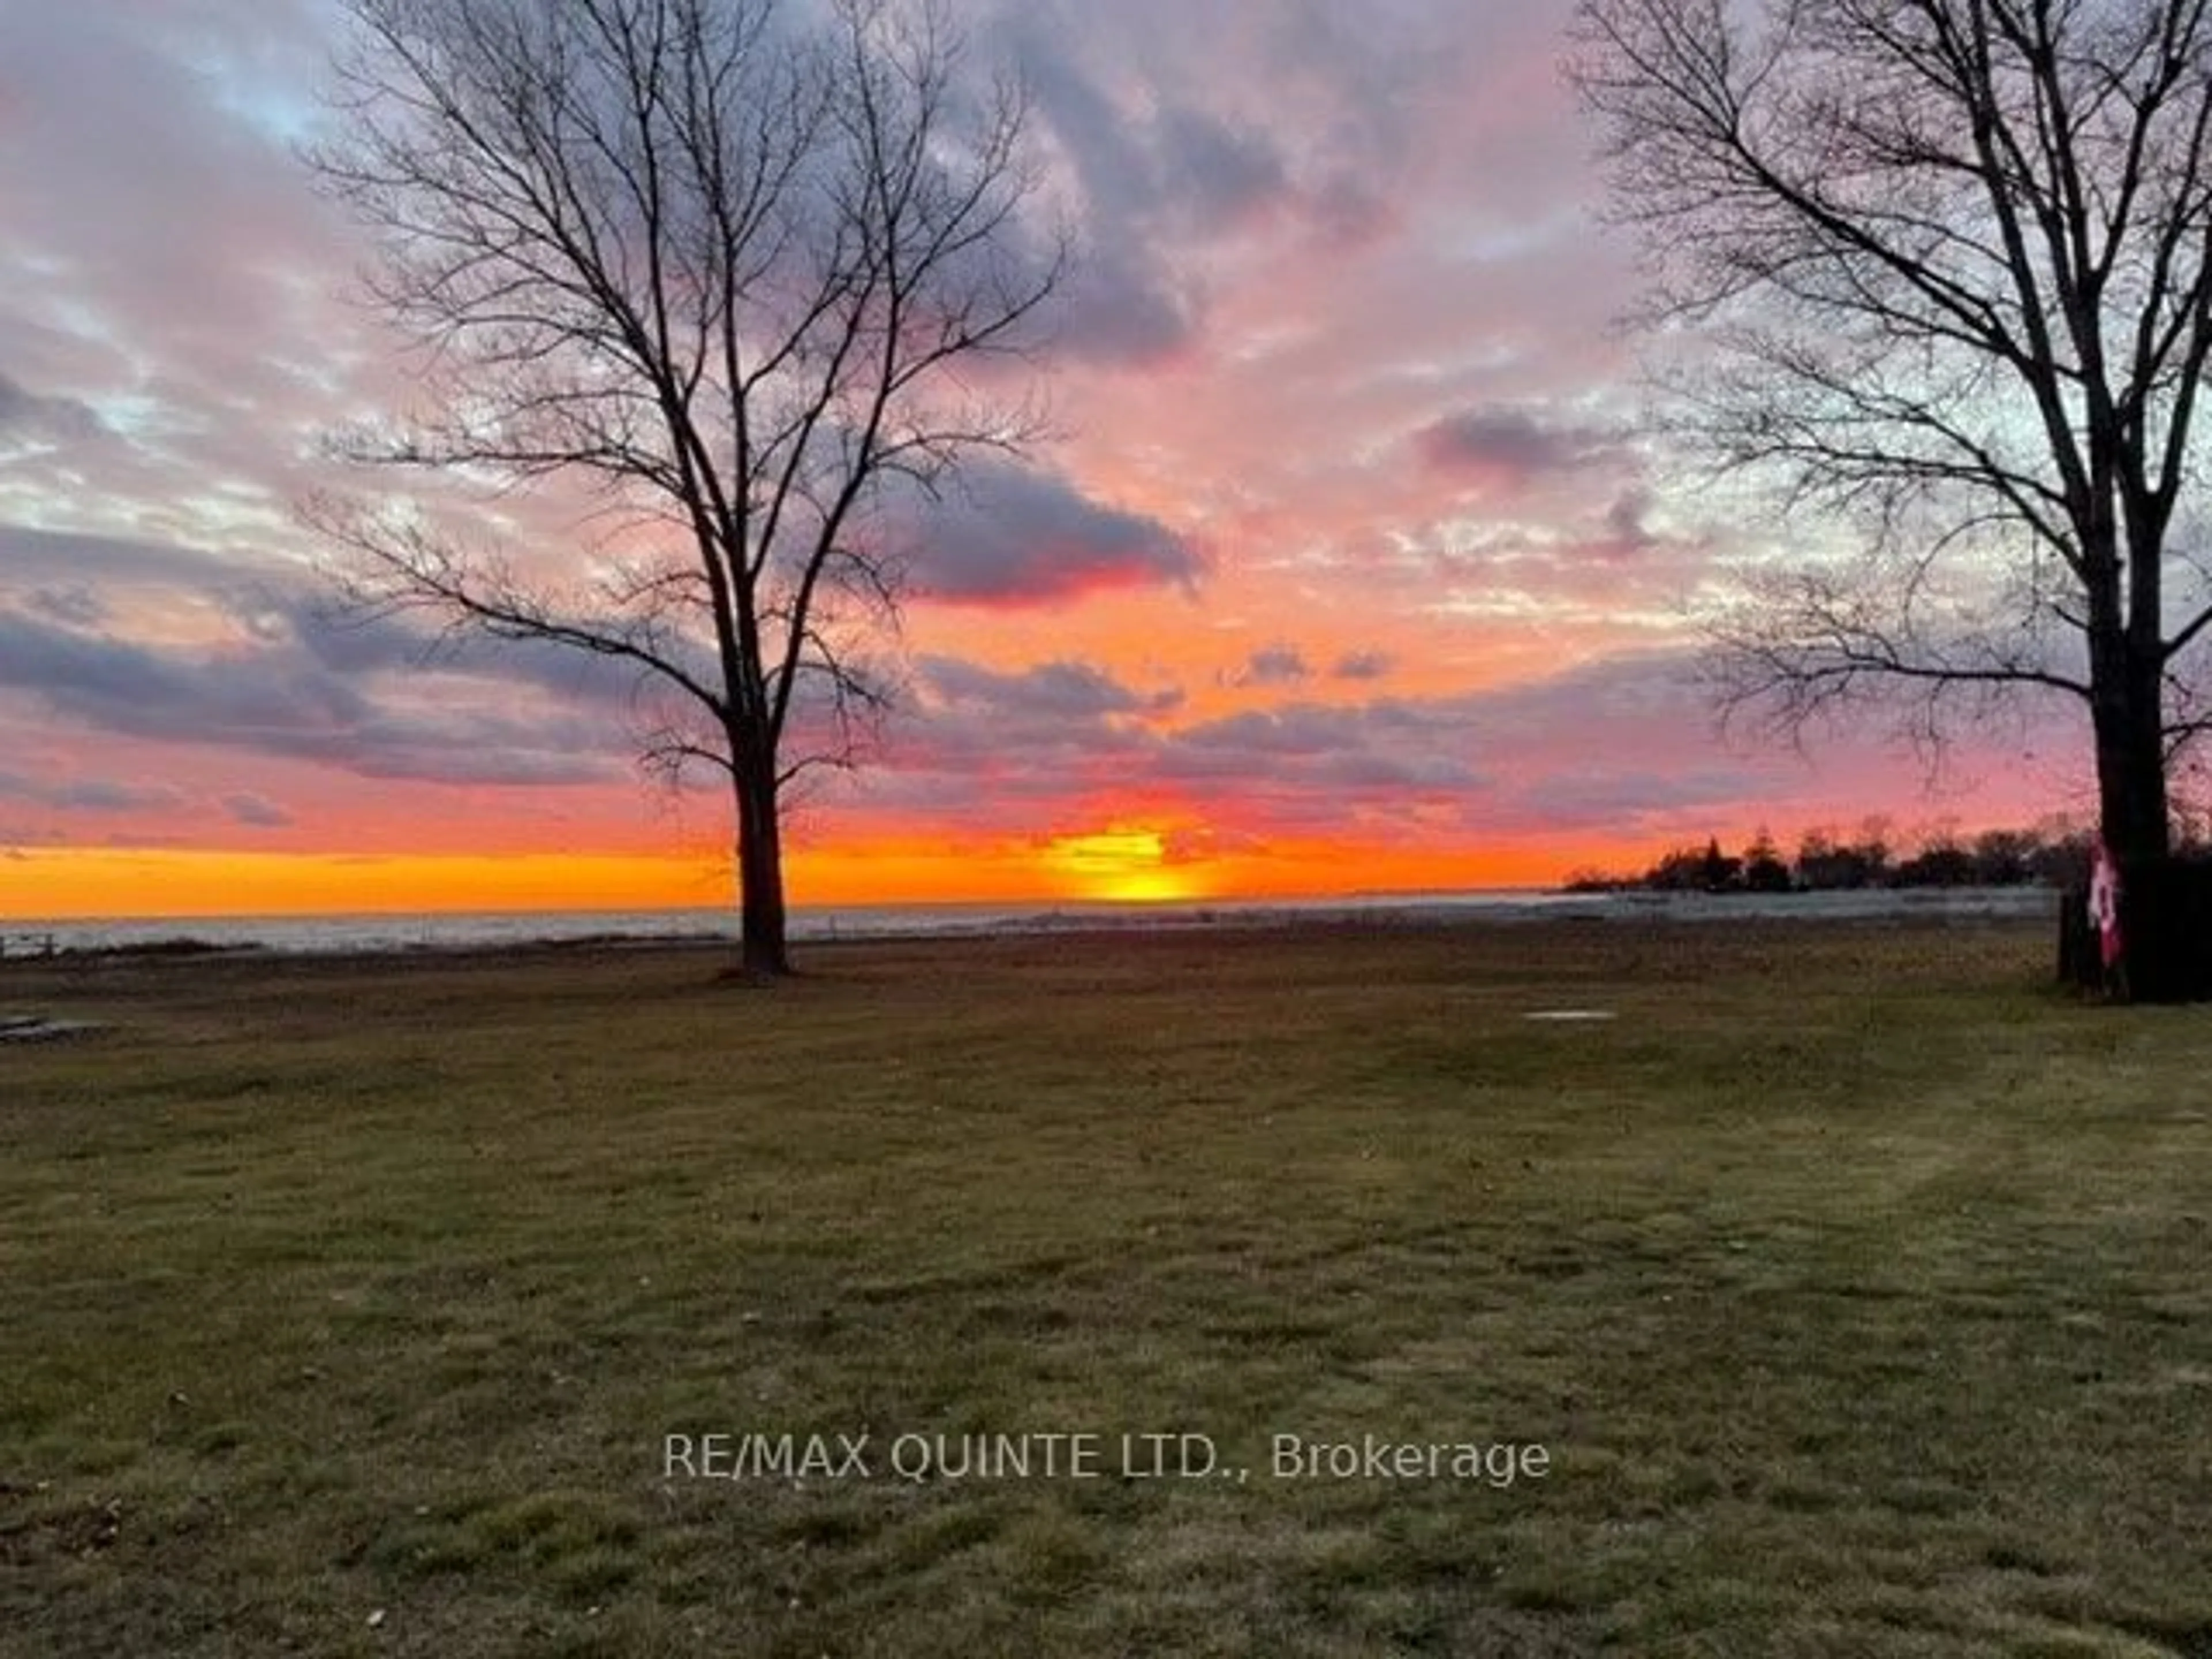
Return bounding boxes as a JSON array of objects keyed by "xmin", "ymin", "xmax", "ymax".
[{"xmin": 1040, "ymin": 828, "xmax": 1209, "ymax": 903}]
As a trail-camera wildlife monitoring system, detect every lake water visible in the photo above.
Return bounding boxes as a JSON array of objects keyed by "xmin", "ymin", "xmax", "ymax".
[{"xmin": 0, "ymin": 887, "xmax": 2059, "ymax": 959}]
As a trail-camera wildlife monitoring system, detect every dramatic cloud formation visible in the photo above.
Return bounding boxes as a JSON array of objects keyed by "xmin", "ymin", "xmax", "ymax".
[
  {"xmin": 0, "ymin": 604, "xmax": 631, "ymax": 787},
  {"xmin": 224, "ymin": 792, "xmax": 294, "ymax": 829},
  {"xmin": 1234, "ymin": 646, "xmax": 1311, "ymax": 687},
  {"xmin": 1416, "ymin": 405, "xmax": 1623, "ymax": 494},
  {"xmin": 903, "ymin": 463, "xmax": 1205, "ymax": 607},
  {"xmin": 0, "ymin": 373, "xmax": 104, "ymax": 448},
  {"xmin": 0, "ymin": 770, "xmax": 184, "ymax": 815},
  {"xmin": 0, "ymin": 0, "xmax": 2089, "ymax": 912}
]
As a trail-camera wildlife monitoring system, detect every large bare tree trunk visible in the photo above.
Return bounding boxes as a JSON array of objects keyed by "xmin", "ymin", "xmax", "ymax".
[
  {"xmin": 2093, "ymin": 675, "xmax": 2172, "ymax": 871},
  {"xmin": 2090, "ymin": 642, "xmax": 2178, "ymax": 996},
  {"xmin": 733, "ymin": 758, "xmax": 791, "ymax": 978}
]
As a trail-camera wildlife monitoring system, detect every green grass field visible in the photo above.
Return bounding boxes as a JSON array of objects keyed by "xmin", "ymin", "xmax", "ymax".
[{"xmin": 4, "ymin": 917, "xmax": 2210, "ymax": 1656}]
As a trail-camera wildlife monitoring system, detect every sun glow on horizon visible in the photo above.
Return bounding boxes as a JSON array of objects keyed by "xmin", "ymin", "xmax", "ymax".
[
  {"xmin": 0, "ymin": 830, "xmax": 1620, "ymax": 923},
  {"xmin": 1037, "ymin": 827, "xmax": 1211, "ymax": 903},
  {"xmin": 0, "ymin": 849, "xmax": 734, "ymax": 922}
]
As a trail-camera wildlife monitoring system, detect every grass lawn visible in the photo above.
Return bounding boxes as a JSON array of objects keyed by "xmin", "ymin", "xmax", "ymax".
[{"xmin": 3, "ymin": 916, "xmax": 2210, "ymax": 1656}]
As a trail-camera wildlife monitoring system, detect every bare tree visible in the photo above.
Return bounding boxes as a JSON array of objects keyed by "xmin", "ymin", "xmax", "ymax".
[
  {"xmin": 309, "ymin": 0, "xmax": 1059, "ymax": 975},
  {"xmin": 1570, "ymin": 0, "xmax": 2212, "ymax": 897}
]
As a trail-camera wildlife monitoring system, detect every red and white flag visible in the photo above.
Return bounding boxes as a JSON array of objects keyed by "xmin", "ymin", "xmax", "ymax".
[{"xmin": 2087, "ymin": 836, "xmax": 2123, "ymax": 969}]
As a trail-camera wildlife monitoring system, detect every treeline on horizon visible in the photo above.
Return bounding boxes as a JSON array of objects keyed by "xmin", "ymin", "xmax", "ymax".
[{"xmin": 1563, "ymin": 819, "xmax": 2122, "ymax": 896}]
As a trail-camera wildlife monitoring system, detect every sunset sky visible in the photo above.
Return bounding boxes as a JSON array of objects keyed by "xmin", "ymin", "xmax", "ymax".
[{"xmin": 0, "ymin": 0, "xmax": 2095, "ymax": 920}]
